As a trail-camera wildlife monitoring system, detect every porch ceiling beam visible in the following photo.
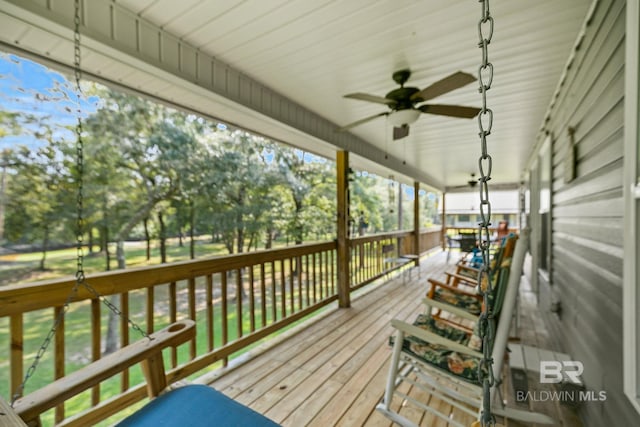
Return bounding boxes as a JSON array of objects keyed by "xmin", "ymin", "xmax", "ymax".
[{"xmin": 0, "ymin": 0, "xmax": 443, "ymax": 190}]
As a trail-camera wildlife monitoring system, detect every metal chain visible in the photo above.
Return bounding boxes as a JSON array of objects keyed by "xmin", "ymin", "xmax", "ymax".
[
  {"xmin": 11, "ymin": 1, "xmax": 149, "ymax": 407},
  {"xmin": 476, "ymin": 0, "xmax": 496, "ymax": 426}
]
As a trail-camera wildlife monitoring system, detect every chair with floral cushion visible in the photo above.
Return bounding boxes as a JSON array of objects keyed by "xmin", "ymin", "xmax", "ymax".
[
  {"xmin": 425, "ymin": 233, "xmax": 518, "ymax": 331},
  {"xmin": 376, "ymin": 229, "xmax": 554, "ymax": 427}
]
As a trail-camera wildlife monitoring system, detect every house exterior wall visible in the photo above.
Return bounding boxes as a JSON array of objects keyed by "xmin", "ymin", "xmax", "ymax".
[{"xmin": 530, "ymin": 0, "xmax": 640, "ymax": 424}]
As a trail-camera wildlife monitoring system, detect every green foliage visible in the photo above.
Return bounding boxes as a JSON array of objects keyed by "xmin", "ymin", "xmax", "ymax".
[{"xmin": 1, "ymin": 56, "xmax": 427, "ymax": 275}]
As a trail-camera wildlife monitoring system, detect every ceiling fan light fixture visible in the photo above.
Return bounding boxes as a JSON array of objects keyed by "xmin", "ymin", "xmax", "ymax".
[{"xmin": 387, "ymin": 109, "xmax": 421, "ymax": 127}]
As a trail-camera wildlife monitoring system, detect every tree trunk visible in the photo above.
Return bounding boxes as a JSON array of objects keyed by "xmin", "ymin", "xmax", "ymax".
[
  {"xmin": 265, "ymin": 228, "xmax": 273, "ymax": 249},
  {"xmin": 104, "ymin": 192, "xmax": 167, "ymax": 353},
  {"xmin": 116, "ymin": 240, "xmax": 126, "ymax": 269},
  {"xmin": 103, "ymin": 295, "xmax": 120, "ymax": 355},
  {"xmin": 113, "ymin": 195, "xmax": 161, "ymax": 269},
  {"xmin": 189, "ymin": 202, "xmax": 195, "ymax": 259},
  {"xmin": 236, "ymin": 226, "xmax": 244, "ymax": 255},
  {"xmin": 247, "ymin": 232, "xmax": 255, "ymax": 253},
  {"xmin": 143, "ymin": 217, "xmax": 151, "ymax": 261},
  {"xmin": 103, "ymin": 225, "xmax": 111, "ymax": 271},
  {"xmin": 39, "ymin": 225, "xmax": 49, "ymax": 271},
  {"xmin": 158, "ymin": 211, "xmax": 167, "ymax": 264},
  {"xmin": 88, "ymin": 228, "xmax": 94, "ymax": 254}
]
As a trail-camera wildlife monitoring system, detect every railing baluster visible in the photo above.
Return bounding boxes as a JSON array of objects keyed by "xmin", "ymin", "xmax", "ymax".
[
  {"xmin": 54, "ymin": 306, "xmax": 65, "ymax": 423},
  {"xmin": 279, "ymin": 259, "xmax": 286, "ymax": 318},
  {"xmin": 355, "ymin": 243, "xmax": 359, "ymax": 284},
  {"xmin": 221, "ymin": 272, "xmax": 228, "ymax": 366},
  {"xmin": 249, "ymin": 265, "xmax": 255, "ymax": 333},
  {"xmin": 206, "ymin": 275, "xmax": 214, "ymax": 352},
  {"xmin": 9, "ymin": 314, "xmax": 23, "ymax": 400},
  {"xmin": 318, "ymin": 251, "xmax": 323, "ymax": 300},
  {"xmin": 312, "ymin": 253, "xmax": 317, "ymax": 303},
  {"xmin": 120, "ymin": 292, "xmax": 130, "ymax": 391},
  {"xmin": 146, "ymin": 286, "xmax": 154, "ymax": 335},
  {"xmin": 188, "ymin": 277, "xmax": 197, "ymax": 359},
  {"xmin": 305, "ymin": 254, "xmax": 310, "ymax": 306},
  {"xmin": 369, "ymin": 241, "xmax": 373, "ymax": 277},
  {"xmin": 236, "ymin": 269, "xmax": 243, "ymax": 339},
  {"xmin": 169, "ymin": 282, "xmax": 177, "ymax": 367},
  {"xmin": 330, "ymin": 249, "xmax": 335, "ymax": 295},
  {"xmin": 289, "ymin": 259, "xmax": 295, "ymax": 314},
  {"xmin": 91, "ymin": 299, "xmax": 100, "ymax": 406},
  {"xmin": 270, "ymin": 261, "xmax": 277, "ymax": 322},
  {"xmin": 297, "ymin": 257, "xmax": 303, "ymax": 310},
  {"xmin": 260, "ymin": 263, "xmax": 267, "ymax": 328}
]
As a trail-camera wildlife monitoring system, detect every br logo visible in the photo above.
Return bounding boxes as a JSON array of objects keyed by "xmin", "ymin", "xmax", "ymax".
[{"xmin": 539, "ymin": 361, "xmax": 583, "ymax": 384}]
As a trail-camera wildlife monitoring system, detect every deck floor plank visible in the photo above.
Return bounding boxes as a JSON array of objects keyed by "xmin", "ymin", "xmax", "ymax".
[
  {"xmin": 201, "ymin": 251, "xmax": 582, "ymax": 427},
  {"xmin": 280, "ymin": 283, "xmax": 426, "ymax": 425}
]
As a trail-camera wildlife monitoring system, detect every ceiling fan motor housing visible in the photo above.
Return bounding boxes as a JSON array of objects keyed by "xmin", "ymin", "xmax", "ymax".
[{"xmin": 385, "ymin": 87, "xmax": 421, "ymax": 110}]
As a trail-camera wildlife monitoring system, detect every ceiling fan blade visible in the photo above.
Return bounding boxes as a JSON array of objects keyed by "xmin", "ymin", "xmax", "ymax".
[
  {"xmin": 393, "ymin": 125, "xmax": 410, "ymax": 140},
  {"xmin": 419, "ymin": 104, "xmax": 481, "ymax": 118},
  {"xmin": 344, "ymin": 92, "xmax": 396, "ymax": 105},
  {"xmin": 337, "ymin": 112, "xmax": 388, "ymax": 131},
  {"xmin": 411, "ymin": 71, "xmax": 476, "ymax": 102}
]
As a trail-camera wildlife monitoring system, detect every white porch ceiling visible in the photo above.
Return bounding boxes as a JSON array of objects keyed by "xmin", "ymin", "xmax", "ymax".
[{"xmin": 0, "ymin": 0, "xmax": 592, "ymax": 191}]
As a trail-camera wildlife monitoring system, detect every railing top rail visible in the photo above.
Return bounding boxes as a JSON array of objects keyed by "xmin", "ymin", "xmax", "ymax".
[
  {"xmin": 349, "ymin": 230, "xmax": 413, "ymax": 245},
  {"xmin": 0, "ymin": 241, "xmax": 337, "ymax": 317}
]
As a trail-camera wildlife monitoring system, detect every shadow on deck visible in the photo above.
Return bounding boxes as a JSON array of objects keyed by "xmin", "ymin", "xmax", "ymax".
[{"xmin": 194, "ymin": 250, "xmax": 583, "ymax": 427}]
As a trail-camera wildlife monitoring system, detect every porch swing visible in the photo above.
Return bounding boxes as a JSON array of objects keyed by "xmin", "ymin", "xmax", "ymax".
[{"xmin": 2, "ymin": 1, "xmax": 279, "ymax": 426}]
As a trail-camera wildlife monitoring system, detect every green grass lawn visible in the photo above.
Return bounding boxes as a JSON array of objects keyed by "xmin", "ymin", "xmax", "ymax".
[{"xmin": 0, "ymin": 237, "xmax": 230, "ymax": 284}]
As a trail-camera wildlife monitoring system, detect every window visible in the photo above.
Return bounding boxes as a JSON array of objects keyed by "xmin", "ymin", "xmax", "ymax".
[
  {"xmin": 623, "ymin": 0, "xmax": 640, "ymax": 413},
  {"xmin": 538, "ymin": 137, "xmax": 552, "ymax": 276}
]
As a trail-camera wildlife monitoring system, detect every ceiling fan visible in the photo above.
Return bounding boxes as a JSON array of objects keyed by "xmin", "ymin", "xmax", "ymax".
[
  {"xmin": 446, "ymin": 173, "xmax": 479, "ymax": 192},
  {"xmin": 337, "ymin": 69, "xmax": 481, "ymax": 140}
]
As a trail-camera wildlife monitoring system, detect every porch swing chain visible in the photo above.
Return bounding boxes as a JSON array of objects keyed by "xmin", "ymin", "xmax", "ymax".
[
  {"xmin": 476, "ymin": 0, "xmax": 496, "ymax": 426},
  {"xmin": 68, "ymin": 0, "xmax": 150, "ymax": 342},
  {"xmin": 10, "ymin": 0, "xmax": 149, "ymax": 407}
]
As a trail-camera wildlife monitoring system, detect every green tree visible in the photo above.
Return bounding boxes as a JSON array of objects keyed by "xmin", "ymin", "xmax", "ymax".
[
  {"xmin": 202, "ymin": 130, "xmax": 275, "ymax": 254},
  {"xmin": 6, "ymin": 139, "xmax": 74, "ymax": 270},
  {"xmin": 275, "ymin": 148, "xmax": 334, "ymax": 244},
  {"xmin": 83, "ymin": 88, "xmax": 187, "ymax": 268}
]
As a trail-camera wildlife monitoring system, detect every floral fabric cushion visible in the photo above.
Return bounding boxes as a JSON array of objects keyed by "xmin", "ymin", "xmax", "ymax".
[
  {"xmin": 433, "ymin": 288, "xmax": 481, "ymax": 315},
  {"xmin": 394, "ymin": 314, "xmax": 482, "ymax": 385}
]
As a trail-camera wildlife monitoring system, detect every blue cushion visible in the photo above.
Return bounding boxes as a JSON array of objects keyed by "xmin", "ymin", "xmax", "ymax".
[{"xmin": 117, "ymin": 384, "xmax": 280, "ymax": 426}]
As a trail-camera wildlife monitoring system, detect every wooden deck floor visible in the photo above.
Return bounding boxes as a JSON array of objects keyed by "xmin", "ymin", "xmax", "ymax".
[{"xmin": 195, "ymin": 250, "xmax": 583, "ymax": 427}]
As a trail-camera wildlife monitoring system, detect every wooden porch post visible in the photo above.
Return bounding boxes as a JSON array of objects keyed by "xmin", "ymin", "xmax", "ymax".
[
  {"xmin": 441, "ymin": 192, "xmax": 447, "ymax": 250},
  {"xmin": 413, "ymin": 181, "xmax": 420, "ymax": 267},
  {"xmin": 336, "ymin": 150, "xmax": 350, "ymax": 308}
]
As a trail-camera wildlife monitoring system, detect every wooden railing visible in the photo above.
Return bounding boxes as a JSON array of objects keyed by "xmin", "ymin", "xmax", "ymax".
[
  {"xmin": 0, "ymin": 229, "xmax": 442, "ymax": 426},
  {"xmin": 349, "ymin": 228, "xmax": 442, "ymax": 289}
]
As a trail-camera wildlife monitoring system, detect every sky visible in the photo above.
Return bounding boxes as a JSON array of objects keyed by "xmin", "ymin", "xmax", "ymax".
[{"xmin": 0, "ymin": 52, "xmax": 100, "ymax": 150}]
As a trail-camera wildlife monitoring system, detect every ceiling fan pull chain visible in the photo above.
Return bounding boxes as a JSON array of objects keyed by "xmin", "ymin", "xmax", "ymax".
[{"xmin": 476, "ymin": 0, "xmax": 496, "ymax": 427}]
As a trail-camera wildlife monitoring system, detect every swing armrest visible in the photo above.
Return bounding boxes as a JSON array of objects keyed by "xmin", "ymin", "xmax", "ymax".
[
  {"xmin": 13, "ymin": 320, "xmax": 195, "ymax": 425},
  {"xmin": 0, "ymin": 396, "xmax": 28, "ymax": 427}
]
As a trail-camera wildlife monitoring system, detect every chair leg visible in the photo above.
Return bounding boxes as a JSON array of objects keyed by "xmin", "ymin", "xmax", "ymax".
[{"xmin": 381, "ymin": 329, "xmax": 405, "ymax": 409}]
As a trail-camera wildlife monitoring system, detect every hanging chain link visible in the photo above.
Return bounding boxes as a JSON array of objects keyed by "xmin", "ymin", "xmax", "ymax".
[
  {"xmin": 476, "ymin": 0, "xmax": 496, "ymax": 426},
  {"xmin": 11, "ymin": 1, "xmax": 149, "ymax": 407}
]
